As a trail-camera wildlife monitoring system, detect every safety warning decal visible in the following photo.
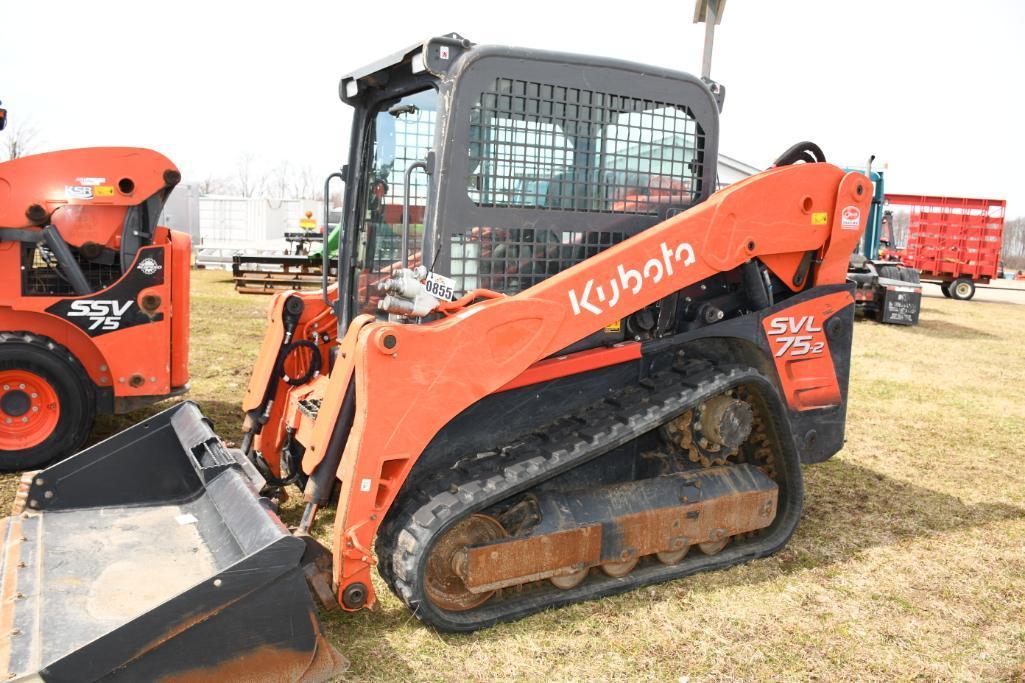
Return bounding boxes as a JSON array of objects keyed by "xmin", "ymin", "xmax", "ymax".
[{"xmin": 811, "ymin": 212, "xmax": 828, "ymax": 225}]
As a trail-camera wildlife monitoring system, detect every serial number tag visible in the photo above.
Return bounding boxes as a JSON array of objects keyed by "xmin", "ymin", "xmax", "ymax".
[{"xmin": 424, "ymin": 272, "xmax": 456, "ymax": 301}]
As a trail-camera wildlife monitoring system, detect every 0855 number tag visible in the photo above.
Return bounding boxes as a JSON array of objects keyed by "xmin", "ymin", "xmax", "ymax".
[{"xmin": 424, "ymin": 272, "xmax": 456, "ymax": 301}]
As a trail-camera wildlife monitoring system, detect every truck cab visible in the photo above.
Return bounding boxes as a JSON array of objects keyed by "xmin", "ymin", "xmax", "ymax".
[{"xmin": 845, "ymin": 166, "xmax": 922, "ymax": 325}]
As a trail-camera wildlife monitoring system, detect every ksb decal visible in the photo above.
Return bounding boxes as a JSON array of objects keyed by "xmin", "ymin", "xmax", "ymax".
[
  {"xmin": 569, "ymin": 240, "xmax": 696, "ymax": 316},
  {"xmin": 765, "ymin": 315, "xmax": 825, "ymax": 358},
  {"xmin": 67, "ymin": 300, "xmax": 132, "ymax": 331}
]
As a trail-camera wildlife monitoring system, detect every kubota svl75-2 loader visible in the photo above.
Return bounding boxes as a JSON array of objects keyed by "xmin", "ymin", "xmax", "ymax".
[
  {"xmin": 0, "ymin": 35, "xmax": 867, "ymax": 681},
  {"xmin": 0, "ymin": 144, "xmax": 190, "ymax": 470}
]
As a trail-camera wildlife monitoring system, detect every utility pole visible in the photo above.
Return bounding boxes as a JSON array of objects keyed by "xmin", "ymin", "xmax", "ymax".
[{"xmin": 693, "ymin": 0, "xmax": 726, "ymax": 80}]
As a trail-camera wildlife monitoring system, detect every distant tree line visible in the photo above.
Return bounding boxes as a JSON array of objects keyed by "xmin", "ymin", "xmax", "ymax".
[
  {"xmin": 194, "ymin": 154, "xmax": 323, "ymax": 201},
  {"xmin": 0, "ymin": 124, "xmax": 326, "ymax": 203},
  {"xmin": 1003, "ymin": 216, "xmax": 1025, "ymax": 270},
  {"xmin": 1, "ymin": 119, "xmax": 39, "ymax": 161}
]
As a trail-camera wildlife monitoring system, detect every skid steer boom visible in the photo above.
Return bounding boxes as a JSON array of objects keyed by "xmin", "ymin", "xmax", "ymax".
[{"xmin": 0, "ymin": 402, "xmax": 345, "ymax": 682}]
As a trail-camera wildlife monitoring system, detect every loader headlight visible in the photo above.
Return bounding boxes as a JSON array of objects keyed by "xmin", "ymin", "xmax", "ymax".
[{"xmin": 411, "ymin": 51, "xmax": 426, "ymax": 74}]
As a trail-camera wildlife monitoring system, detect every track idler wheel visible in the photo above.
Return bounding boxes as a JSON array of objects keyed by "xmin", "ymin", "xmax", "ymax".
[
  {"xmin": 549, "ymin": 568, "xmax": 588, "ymax": 589},
  {"xmin": 656, "ymin": 542, "xmax": 691, "ymax": 566},
  {"xmin": 600, "ymin": 553, "xmax": 639, "ymax": 578},
  {"xmin": 425, "ymin": 514, "xmax": 506, "ymax": 611},
  {"xmin": 698, "ymin": 535, "xmax": 731, "ymax": 556}
]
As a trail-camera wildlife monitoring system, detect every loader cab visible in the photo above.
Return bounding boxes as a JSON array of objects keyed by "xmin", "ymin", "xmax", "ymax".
[{"xmin": 334, "ymin": 34, "xmax": 721, "ymax": 324}]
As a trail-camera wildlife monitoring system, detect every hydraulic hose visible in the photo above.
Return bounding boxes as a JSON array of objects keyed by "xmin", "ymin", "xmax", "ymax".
[
  {"xmin": 240, "ymin": 295, "xmax": 306, "ymax": 455},
  {"xmin": 773, "ymin": 141, "xmax": 826, "ymax": 167}
]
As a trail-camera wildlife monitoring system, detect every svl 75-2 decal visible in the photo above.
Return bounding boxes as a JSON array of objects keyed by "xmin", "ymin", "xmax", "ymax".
[
  {"xmin": 762, "ymin": 292, "xmax": 854, "ymax": 411},
  {"xmin": 765, "ymin": 316, "xmax": 825, "ymax": 358}
]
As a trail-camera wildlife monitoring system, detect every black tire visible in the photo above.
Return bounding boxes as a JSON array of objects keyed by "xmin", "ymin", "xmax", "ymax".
[
  {"xmin": 877, "ymin": 264, "xmax": 901, "ymax": 280},
  {"xmin": 949, "ymin": 277, "xmax": 975, "ymax": 301},
  {"xmin": 0, "ymin": 332, "xmax": 95, "ymax": 471},
  {"xmin": 897, "ymin": 267, "xmax": 920, "ymax": 285},
  {"xmin": 940, "ymin": 282, "xmax": 952, "ymax": 298}
]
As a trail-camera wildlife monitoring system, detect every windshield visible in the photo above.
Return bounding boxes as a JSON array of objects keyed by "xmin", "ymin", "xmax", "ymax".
[{"xmin": 353, "ymin": 88, "xmax": 438, "ymax": 315}]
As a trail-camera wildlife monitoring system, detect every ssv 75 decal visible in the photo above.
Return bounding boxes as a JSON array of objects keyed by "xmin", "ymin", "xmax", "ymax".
[
  {"xmin": 44, "ymin": 246, "xmax": 165, "ymax": 337},
  {"xmin": 67, "ymin": 300, "xmax": 133, "ymax": 331}
]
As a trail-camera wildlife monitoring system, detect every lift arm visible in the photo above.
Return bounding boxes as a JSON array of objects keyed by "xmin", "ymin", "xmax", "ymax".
[{"xmin": 304, "ymin": 162, "xmax": 869, "ymax": 608}]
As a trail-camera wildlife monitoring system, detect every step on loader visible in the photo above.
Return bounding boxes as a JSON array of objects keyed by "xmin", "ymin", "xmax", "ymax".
[{"xmin": 0, "ymin": 35, "xmax": 868, "ymax": 681}]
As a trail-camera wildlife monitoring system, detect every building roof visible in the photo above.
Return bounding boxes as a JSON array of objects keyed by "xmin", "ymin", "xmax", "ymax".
[{"xmin": 718, "ymin": 152, "xmax": 761, "ymax": 177}]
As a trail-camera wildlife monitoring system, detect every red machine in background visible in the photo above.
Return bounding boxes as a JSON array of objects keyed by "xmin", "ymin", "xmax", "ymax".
[{"xmin": 887, "ymin": 194, "xmax": 1005, "ymax": 300}]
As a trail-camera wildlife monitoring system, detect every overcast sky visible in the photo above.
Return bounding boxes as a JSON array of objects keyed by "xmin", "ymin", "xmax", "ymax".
[{"xmin": 3, "ymin": 0, "xmax": 1023, "ymax": 216}]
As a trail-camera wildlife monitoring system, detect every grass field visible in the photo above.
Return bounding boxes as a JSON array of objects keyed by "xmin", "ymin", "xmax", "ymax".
[{"xmin": 5, "ymin": 269, "xmax": 1025, "ymax": 681}]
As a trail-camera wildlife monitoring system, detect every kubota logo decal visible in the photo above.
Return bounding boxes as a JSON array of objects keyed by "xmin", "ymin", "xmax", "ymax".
[
  {"xmin": 569, "ymin": 241, "xmax": 696, "ymax": 316},
  {"xmin": 766, "ymin": 315, "xmax": 825, "ymax": 358},
  {"xmin": 67, "ymin": 300, "xmax": 132, "ymax": 331},
  {"xmin": 841, "ymin": 206, "xmax": 861, "ymax": 230}
]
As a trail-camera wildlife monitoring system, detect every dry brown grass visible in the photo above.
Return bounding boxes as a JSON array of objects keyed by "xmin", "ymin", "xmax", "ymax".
[{"xmin": 4, "ymin": 270, "xmax": 1025, "ymax": 681}]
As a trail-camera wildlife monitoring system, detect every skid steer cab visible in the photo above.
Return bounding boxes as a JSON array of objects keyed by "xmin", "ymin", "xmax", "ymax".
[
  {"xmin": 0, "ymin": 148, "xmax": 190, "ymax": 469},
  {"xmin": 0, "ymin": 35, "xmax": 868, "ymax": 682}
]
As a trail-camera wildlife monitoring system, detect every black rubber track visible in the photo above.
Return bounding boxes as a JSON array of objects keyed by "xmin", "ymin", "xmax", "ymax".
[{"xmin": 377, "ymin": 359, "xmax": 805, "ymax": 632}]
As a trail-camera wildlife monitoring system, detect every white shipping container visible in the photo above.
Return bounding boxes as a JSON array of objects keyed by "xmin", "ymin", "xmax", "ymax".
[{"xmin": 197, "ymin": 197, "xmax": 324, "ymax": 243}]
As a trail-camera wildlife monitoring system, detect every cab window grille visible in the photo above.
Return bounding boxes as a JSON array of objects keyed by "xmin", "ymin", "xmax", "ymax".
[
  {"xmin": 467, "ymin": 78, "xmax": 704, "ymax": 215},
  {"xmin": 450, "ymin": 228, "xmax": 628, "ymax": 294},
  {"xmin": 21, "ymin": 243, "xmax": 122, "ymax": 296}
]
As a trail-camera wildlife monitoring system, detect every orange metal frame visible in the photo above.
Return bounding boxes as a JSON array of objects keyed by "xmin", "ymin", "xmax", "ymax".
[
  {"xmin": 0, "ymin": 148, "xmax": 189, "ymax": 406},
  {"xmin": 246, "ymin": 163, "xmax": 868, "ymax": 609}
]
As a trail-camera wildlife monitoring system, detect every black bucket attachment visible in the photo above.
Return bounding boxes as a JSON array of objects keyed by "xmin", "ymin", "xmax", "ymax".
[{"xmin": 0, "ymin": 402, "xmax": 346, "ymax": 682}]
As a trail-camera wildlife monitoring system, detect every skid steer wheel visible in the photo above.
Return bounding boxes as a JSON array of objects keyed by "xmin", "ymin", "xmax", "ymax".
[
  {"xmin": 0, "ymin": 332, "xmax": 94, "ymax": 471},
  {"xmin": 949, "ymin": 277, "xmax": 975, "ymax": 301}
]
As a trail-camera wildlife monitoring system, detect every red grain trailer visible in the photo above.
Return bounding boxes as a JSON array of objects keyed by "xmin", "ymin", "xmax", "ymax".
[{"xmin": 887, "ymin": 193, "xmax": 1006, "ymax": 300}]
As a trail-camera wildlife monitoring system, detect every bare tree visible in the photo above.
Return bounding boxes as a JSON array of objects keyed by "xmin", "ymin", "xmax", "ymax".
[
  {"xmin": 235, "ymin": 153, "xmax": 261, "ymax": 198},
  {"xmin": 1, "ymin": 119, "xmax": 40, "ymax": 161},
  {"xmin": 197, "ymin": 174, "xmax": 233, "ymax": 195},
  {"xmin": 890, "ymin": 209, "xmax": 910, "ymax": 247},
  {"xmin": 267, "ymin": 160, "xmax": 291, "ymax": 199},
  {"xmin": 292, "ymin": 165, "xmax": 316, "ymax": 200},
  {"xmin": 1002, "ymin": 216, "xmax": 1025, "ymax": 268}
]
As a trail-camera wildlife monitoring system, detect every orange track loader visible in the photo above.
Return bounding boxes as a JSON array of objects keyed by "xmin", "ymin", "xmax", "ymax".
[
  {"xmin": 0, "ymin": 143, "xmax": 190, "ymax": 470},
  {"xmin": 0, "ymin": 35, "xmax": 867, "ymax": 681}
]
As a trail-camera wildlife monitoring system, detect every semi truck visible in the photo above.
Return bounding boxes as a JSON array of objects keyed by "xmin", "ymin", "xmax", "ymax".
[{"xmin": 845, "ymin": 165, "xmax": 922, "ymax": 325}]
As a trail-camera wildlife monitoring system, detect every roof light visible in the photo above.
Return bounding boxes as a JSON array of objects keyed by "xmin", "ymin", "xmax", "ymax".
[
  {"xmin": 345, "ymin": 80, "xmax": 359, "ymax": 98},
  {"xmin": 411, "ymin": 51, "xmax": 426, "ymax": 74}
]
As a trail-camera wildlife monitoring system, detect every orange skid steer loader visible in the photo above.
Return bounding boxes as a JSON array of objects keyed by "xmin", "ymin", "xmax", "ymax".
[
  {"xmin": 0, "ymin": 143, "xmax": 190, "ymax": 470},
  {"xmin": 0, "ymin": 36, "xmax": 867, "ymax": 681}
]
